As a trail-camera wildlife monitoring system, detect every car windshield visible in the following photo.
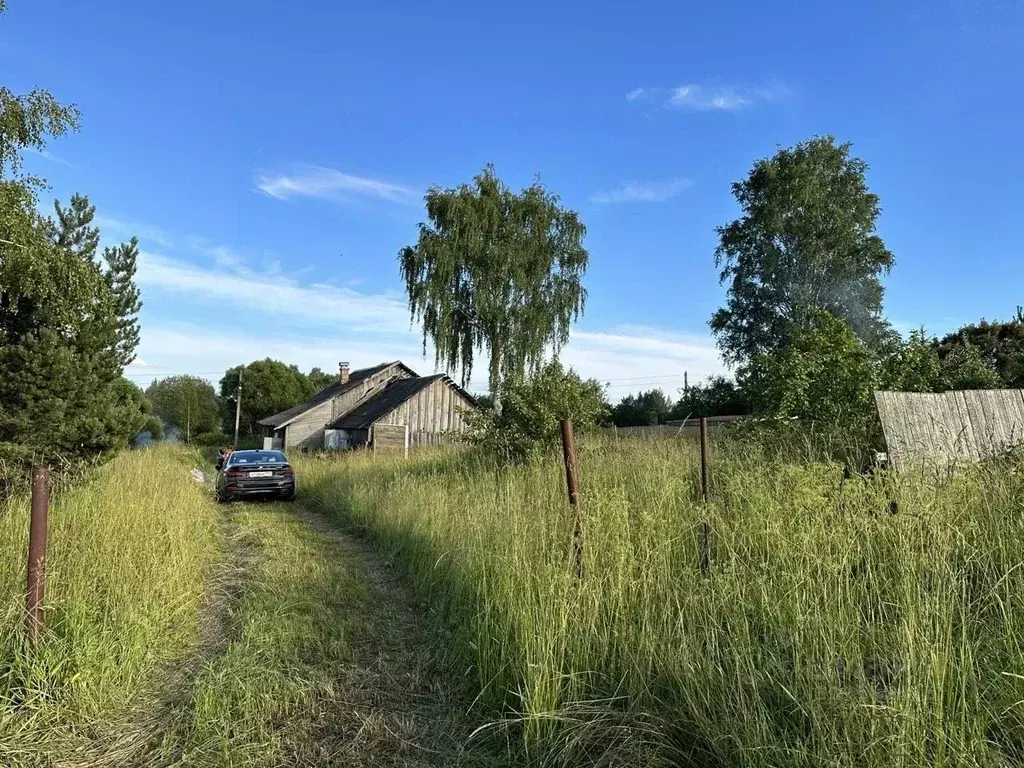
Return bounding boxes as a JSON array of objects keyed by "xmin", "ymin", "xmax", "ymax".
[{"xmin": 228, "ymin": 451, "xmax": 287, "ymax": 465}]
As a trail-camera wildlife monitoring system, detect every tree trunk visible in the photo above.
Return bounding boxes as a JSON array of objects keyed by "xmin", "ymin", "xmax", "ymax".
[{"xmin": 489, "ymin": 346, "xmax": 502, "ymax": 413}]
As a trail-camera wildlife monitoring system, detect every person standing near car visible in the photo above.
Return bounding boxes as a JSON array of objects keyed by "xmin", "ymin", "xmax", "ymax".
[{"xmin": 216, "ymin": 445, "xmax": 233, "ymax": 472}]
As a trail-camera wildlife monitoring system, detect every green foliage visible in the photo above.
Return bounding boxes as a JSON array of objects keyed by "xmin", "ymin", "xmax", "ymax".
[
  {"xmin": 106, "ymin": 378, "xmax": 153, "ymax": 446},
  {"xmin": 711, "ymin": 135, "xmax": 894, "ymax": 371},
  {"xmin": 465, "ymin": 359, "xmax": 609, "ymax": 461},
  {"xmin": 142, "ymin": 414, "xmax": 164, "ymax": 441},
  {"xmin": 0, "ymin": 53, "xmax": 142, "ymax": 481},
  {"xmin": 937, "ymin": 309, "xmax": 1024, "ymax": 388},
  {"xmin": 306, "ymin": 366, "xmax": 336, "ymax": 393},
  {"xmin": 611, "ymin": 389, "xmax": 673, "ymax": 426},
  {"xmin": 0, "ymin": 187, "xmax": 137, "ymax": 476},
  {"xmin": 671, "ymin": 375, "xmax": 751, "ymax": 419},
  {"xmin": 103, "ymin": 237, "xmax": 142, "ymax": 368},
  {"xmin": 399, "ymin": 165, "xmax": 589, "ymax": 393},
  {"xmin": 145, "ymin": 376, "xmax": 221, "ymax": 443},
  {"xmin": 940, "ymin": 342, "xmax": 1005, "ymax": 391},
  {"xmin": 875, "ymin": 327, "xmax": 944, "ymax": 392},
  {"xmin": 219, "ymin": 359, "xmax": 317, "ymax": 439},
  {"xmin": 0, "ymin": 86, "xmax": 80, "ymax": 181},
  {"xmin": 747, "ymin": 311, "xmax": 876, "ymax": 425},
  {"xmin": 1, "ymin": 446, "xmax": 219, "ymax": 759},
  {"xmin": 298, "ymin": 435, "xmax": 1024, "ymax": 766}
]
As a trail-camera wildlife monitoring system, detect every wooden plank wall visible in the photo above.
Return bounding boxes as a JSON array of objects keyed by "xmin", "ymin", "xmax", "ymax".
[
  {"xmin": 330, "ymin": 364, "xmax": 412, "ymax": 422},
  {"xmin": 285, "ymin": 399, "xmax": 335, "ymax": 450},
  {"xmin": 874, "ymin": 389, "xmax": 1024, "ymax": 469},
  {"xmin": 409, "ymin": 430, "xmax": 454, "ymax": 448},
  {"xmin": 371, "ymin": 424, "xmax": 407, "ymax": 455},
  {"xmin": 375, "ymin": 378, "xmax": 473, "ymax": 436}
]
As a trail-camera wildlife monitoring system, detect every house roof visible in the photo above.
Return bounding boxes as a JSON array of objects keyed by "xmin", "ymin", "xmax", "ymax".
[
  {"xmin": 327, "ymin": 374, "xmax": 477, "ymax": 430},
  {"xmin": 257, "ymin": 361, "xmax": 413, "ymax": 429}
]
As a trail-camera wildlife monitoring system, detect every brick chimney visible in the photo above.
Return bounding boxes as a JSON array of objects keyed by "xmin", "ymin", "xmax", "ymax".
[{"xmin": 339, "ymin": 361, "xmax": 350, "ymax": 385}]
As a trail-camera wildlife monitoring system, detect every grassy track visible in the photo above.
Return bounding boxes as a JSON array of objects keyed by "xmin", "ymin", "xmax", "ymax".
[
  {"xmin": 297, "ymin": 437, "xmax": 1024, "ymax": 767},
  {"xmin": 2, "ymin": 446, "xmax": 504, "ymax": 766},
  {"xmin": 0, "ymin": 446, "xmax": 220, "ymax": 765},
  {"xmin": 153, "ymin": 501, "xmax": 503, "ymax": 767}
]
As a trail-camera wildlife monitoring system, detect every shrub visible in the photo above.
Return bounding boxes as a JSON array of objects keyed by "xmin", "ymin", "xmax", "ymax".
[{"xmin": 465, "ymin": 359, "xmax": 609, "ymax": 462}]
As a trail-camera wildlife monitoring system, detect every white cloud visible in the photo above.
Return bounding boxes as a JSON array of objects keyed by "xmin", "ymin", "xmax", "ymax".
[
  {"xmin": 23, "ymin": 146, "xmax": 81, "ymax": 169},
  {"xmin": 668, "ymin": 85, "xmax": 750, "ymax": 111},
  {"xmin": 626, "ymin": 82, "xmax": 789, "ymax": 112},
  {"xmin": 126, "ymin": 322, "xmax": 429, "ymax": 386},
  {"xmin": 137, "ymin": 251, "xmax": 414, "ymax": 335},
  {"xmin": 129, "ymin": 245, "xmax": 724, "ymax": 398},
  {"xmin": 95, "ymin": 215, "xmax": 176, "ymax": 249},
  {"xmin": 560, "ymin": 328, "xmax": 723, "ymax": 395},
  {"xmin": 255, "ymin": 165, "xmax": 418, "ymax": 205},
  {"xmin": 591, "ymin": 178, "xmax": 692, "ymax": 204}
]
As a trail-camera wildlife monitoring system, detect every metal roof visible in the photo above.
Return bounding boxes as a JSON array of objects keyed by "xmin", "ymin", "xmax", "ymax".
[
  {"xmin": 327, "ymin": 374, "xmax": 477, "ymax": 430},
  {"xmin": 257, "ymin": 362, "xmax": 409, "ymax": 428}
]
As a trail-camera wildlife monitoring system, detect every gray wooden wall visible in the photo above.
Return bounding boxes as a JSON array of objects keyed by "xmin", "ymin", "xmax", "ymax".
[
  {"xmin": 874, "ymin": 389, "xmax": 1024, "ymax": 469},
  {"xmin": 372, "ymin": 424, "xmax": 407, "ymax": 455},
  {"xmin": 375, "ymin": 377, "xmax": 472, "ymax": 436},
  {"xmin": 285, "ymin": 363, "xmax": 412, "ymax": 450}
]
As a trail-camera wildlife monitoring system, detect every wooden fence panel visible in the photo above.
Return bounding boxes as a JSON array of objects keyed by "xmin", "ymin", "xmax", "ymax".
[{"xmin": 874, "ymin": 389, "xmax": 1024, "ymax": 469}]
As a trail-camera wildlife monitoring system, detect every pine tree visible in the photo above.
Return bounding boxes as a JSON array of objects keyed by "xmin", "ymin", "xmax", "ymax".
[
  {"xmin": 51, "ymin": 193, "xmax": 99, "ymax": 262},
  {"xmin": 103, "ymin": 236, "xmax": 142, "ymax": 368}
]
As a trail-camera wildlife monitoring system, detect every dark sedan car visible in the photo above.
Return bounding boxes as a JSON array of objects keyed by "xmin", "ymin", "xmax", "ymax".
[{"xmin": 216, "ymin": 449, "xmax": 296, "ymax": 502}]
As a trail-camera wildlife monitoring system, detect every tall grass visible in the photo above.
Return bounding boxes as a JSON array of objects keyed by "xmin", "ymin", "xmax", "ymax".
[
  {"xmin": 0, "ymin": 445, "xmax": 219, "ymax": 763},
  {"xmin": 297, "ymin": 436, "xmax": 1024, "ymax": 767}
]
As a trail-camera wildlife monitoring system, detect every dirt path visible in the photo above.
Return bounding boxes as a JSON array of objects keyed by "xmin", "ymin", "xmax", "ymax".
[
  {"xmin": 283, "ymin": 505, "xmax": 500, "ymax": 767},
  {"xmin": 57, "ymin": 495, "xmax": 504, "ymax": 767}
]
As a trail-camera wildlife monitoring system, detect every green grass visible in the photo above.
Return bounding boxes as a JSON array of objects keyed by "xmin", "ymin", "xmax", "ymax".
[
  {"xmin": 155, "ymin": 502, "xmax": 501, "ymax": 767},
  {"xmin": 296, "ymin": 435, "xmax": 1024, "ymax": 767},
  {"xmin": 153, "ymin": 504, "xmax": 373, "ymax": 766},
  {"xmin": 0, "ymin": 445, "xmax": 220, "ymax": 765}
]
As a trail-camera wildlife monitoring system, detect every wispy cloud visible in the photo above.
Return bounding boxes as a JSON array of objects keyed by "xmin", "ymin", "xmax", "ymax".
[
  {"xmin": 128, "ymin": 236, "xmax": 724, "ymax": 396},
  {"xmin": 128, "ymin": 313, "xmax": 724, "ymax": 397},
  {"xmin": 255, "ymin": 165, "xmax": 418, "ymax": 205},
  {"xmin": 626, "ymin": 82, "xmax": 789, "ymax": 112},
  {"xmin": 95, "ymin": 215, "xmax": 176, "ymax": 249},
  {"xmin": 591, "ymin": 178, "xmax": 692, "ymax": 204},
  {"xmin": 126, "ymin": 322, "xmax": 428, "ymax": 387},
  {"xmin": 23, "ymin": 146, "xmax": 81, "ymax": 169},
  {"xmin": 136, "ymin": 251, "xmax": 413, "ymax": 335}
]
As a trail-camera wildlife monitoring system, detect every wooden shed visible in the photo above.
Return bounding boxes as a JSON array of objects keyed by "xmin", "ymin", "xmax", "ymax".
[
  {"xmin": 325, "ymin": 374, "xmax": 476, "ymax": 454},
  {"xmin": 259, "ymin": 362, "xmax": 477, "ymax": 453}
]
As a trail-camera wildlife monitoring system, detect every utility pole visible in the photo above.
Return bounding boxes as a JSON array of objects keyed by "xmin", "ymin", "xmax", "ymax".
[{"xmin": 233, "ymin": 368, "xmax": 243, "ymax": 446}]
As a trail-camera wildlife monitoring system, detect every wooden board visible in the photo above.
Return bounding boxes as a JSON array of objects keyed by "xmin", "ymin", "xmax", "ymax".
[
  {"xmin": 372, "ymin": 424, "xmax": 408, "ymax": 456},
  {"xmin": 874, "ymin": 389, "xmax": 1024, "ymax": 470}
]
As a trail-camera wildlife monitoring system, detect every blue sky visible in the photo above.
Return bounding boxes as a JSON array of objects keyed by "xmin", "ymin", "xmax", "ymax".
[{"xmin": 3, "ymin": 0, "xmax": 1022, "ymax": 398}]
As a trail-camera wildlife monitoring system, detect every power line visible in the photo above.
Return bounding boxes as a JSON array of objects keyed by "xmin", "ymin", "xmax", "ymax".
[{"xmin": 123, "ymin": 371, "xmax": 225, "ymax": 377}]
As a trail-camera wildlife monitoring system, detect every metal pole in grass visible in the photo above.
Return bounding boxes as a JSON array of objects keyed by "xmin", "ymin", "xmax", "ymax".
[
  {"xmin": 560, "ymin": 419, "xmax": 584, "ymax": 579},
  {"xmin": 699, "ymin": 417, "xmax": 710, "ymax": 576},
  {"xmin": 26, "ymin": 467, "xmax": 49, "ymax": 643},
  {"xmin": 233, "ymin": 368, "xmax": 243, "ymax": 447}
]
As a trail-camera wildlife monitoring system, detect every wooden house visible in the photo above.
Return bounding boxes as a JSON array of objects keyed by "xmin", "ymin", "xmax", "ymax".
[{"xmin": 258, "ymin": 361, "xmax": 477, "ymax": 453}]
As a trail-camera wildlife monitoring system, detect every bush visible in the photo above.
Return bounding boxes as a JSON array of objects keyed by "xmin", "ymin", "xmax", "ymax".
[
  {"xmin": 465, "ymin": 359, "xmax": 609, "ymax": 462},
  {"xmin": 192, "ymin": 430, "xmax": 227, "ymax": 448}
]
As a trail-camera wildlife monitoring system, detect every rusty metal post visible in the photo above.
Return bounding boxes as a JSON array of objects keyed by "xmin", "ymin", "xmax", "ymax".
[
  {"xmin": 699, "ymin": 417, "xmax": 710, "ymax": 576},
  {"xmin": 560, "ymin": 419, "xmax": 583, "ymax": 578},
  {"xmin": 26, "ymin": 467, "xmax": 49, "ymax": 643},
  {"xmin": 699, "ymin": 416, "xmax": 709, "ymax": 503}
]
